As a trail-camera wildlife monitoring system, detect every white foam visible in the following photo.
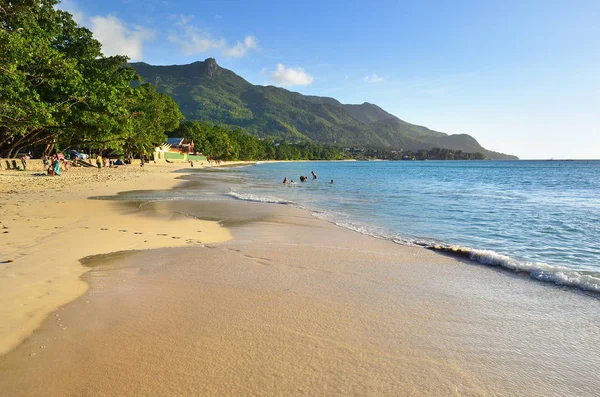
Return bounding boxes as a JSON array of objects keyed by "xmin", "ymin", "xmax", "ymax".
[
  {"xmin": 467, "ymin": 248, "xmax": 600, "ymax": 293},
  {"xmin": 229, "ymin": 191, "xmax": 600, "ymax": 294},
  {"xmin": 315, "ymin": 210, "xmax": 600, "ymax": 294},
  {"xmin": 225, "ymin": 191, "xmax": 296, "ymax": 205}
]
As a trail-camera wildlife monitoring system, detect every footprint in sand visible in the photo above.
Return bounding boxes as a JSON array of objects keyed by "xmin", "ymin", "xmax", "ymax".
[
  {"xmin": 119, "ymin": 229, "xmax": 127, "ymax": 232},
  {"xmin": 134, "ymin": 232, "xmax": 143, "ymax": 235},
  {"xmin": 100, "ymin": 228, "xmax": 109, "ymax": 231},
  {"xmin": 171, "ymin": 236, "xmax": 181, "ymax": 239}
]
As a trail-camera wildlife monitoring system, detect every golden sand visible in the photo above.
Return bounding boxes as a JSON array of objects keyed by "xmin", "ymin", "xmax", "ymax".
[{"xmin": 0, "ymin": 162, "xmax": 243, "ymax": 355}]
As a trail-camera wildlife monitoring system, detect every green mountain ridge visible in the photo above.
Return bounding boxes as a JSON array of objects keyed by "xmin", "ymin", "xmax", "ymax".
[{"xmin": 129, "ymin": 58, "xmax": 517, "ymax": 160}]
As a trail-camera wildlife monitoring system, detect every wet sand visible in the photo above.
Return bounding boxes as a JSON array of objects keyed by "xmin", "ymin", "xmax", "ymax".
[{"xmin": 1, "ymin": 178, "xmax": 600, "ymax": 396}]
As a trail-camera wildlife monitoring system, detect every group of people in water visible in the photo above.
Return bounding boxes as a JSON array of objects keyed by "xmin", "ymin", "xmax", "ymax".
[{"xmin": 283, "ymin": 170, "xmax": 334, "ymax": 185}]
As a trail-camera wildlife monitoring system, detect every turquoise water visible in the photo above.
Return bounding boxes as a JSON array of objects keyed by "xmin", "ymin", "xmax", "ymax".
[{"xmin": 224, "ymin": 160, "xmax": 600, "ymax": 293}]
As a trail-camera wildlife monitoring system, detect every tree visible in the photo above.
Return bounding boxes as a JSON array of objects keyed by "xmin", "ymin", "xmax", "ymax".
[
  {"xmin": 0, "ymin": 0, "xmax": 89, "ymax": 156},
  {"xmin": 122, "ymin": 84, "xmax": 182, "ymax": 158},
  {"xmin": 0, "ymin": 0, "xmax": 177, "ymax": 158}
]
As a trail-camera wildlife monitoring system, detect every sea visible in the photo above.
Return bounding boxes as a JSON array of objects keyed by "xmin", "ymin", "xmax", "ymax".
[
  {"xmin": 219, "ymin": 160, "xmax": 600, "ymax": 293},
  {"xmin": 114, "ymin": 160, "xmax": 600, "ymax": 294}
]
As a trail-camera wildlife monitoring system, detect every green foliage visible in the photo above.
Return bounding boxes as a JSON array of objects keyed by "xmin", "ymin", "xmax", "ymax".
[
  {"xmin": 352, "ymin": 148, "xmax": 486, "ymax": 160},
  {"xmin": 122, "ymin": 84, "xmax": 183, "ymax": 157},
  {"xmin": 348, "ymin": 147, "xmax": 487, "ymax": 160},
  {"xmin": 0, "ymin": 1, "xmax": 181, "ymax": 158},
  {"xmin": 168, "ymin": 121, "xmax": 345, "ymax": 161}
]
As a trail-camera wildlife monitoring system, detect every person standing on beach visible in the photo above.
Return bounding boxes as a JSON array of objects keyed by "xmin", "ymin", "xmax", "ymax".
[
  {"xmin": 20, "ymin": 154, "xmax": 28, "ymax": 170},
  {"xmin": 52, "ymin": 156, "xmax": 61, "ymax": 176},
  {"xmin": 96, "ymin": 154, "xmax": 102, "ymax": 171}
]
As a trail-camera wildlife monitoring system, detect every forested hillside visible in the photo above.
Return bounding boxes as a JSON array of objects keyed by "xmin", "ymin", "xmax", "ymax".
[{"xmin": 130, "ymin": 59, "xmax": 517, "ymax": 160}]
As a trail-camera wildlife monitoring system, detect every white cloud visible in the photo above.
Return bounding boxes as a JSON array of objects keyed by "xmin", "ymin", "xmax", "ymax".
[
  {"xmin": 168, "ymin": 17, "xmax": 257, "ymax": 58},
  {"xmin": 266, "ymin": 64, "xmax": 314, "ymax": 87},
  {"xmin": 56, "ymin": 1, "xmax": 153, "ymax": 61},
  {"xmin": 222, "ymin": 36, "xmax": 258, "ymax": 58},
  {"xmin": 168, "ymin": 31, "xmax": 225, "ymax": 55},
  {"xmin": 244, "ymin": 36, "xmax": 257, "ymax": 49},
  {"xmin": 364, "ymin": 73, "xmax": 384, "ymax": 83},
  {"xmin": 171, "ymin": 14, "xmax": 192, "ymax": 26},
  {"xmin": 167, "ymin": 15, "xmax": 224, "ymax": 55},
  {"xmin": 57, "ymin": 0, "xmax": 85, "ymax": 24},
  {"xmin": 89, "ymin": 15, "xmax": 153, "ymax": 61}
]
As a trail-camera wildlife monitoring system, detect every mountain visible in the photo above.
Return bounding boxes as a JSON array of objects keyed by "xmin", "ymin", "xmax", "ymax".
[{"xmin": 129, "ymin": 58, "xmax": 517, "ymax": 159}]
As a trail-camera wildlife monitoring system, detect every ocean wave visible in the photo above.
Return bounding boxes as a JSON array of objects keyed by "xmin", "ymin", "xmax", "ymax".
[
  {"xmin": 428, "ymin": 245, "xmax": 600, "ymax": 293},
  {"xmin": 313, "ymin": 210, "xmax": 600, "ymax": 294},
  {"xmin": 225, "ymin": 191, "xmax": 296, "ymax": 205},
  {"xmin": 227, "ymin": 188, "xmax": 600, "ymax": 295}
]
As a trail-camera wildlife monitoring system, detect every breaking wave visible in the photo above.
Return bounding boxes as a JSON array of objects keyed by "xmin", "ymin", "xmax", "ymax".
[
  {"xmin": 314, "ymin": 210, "xmax": 600, "ymax": 294},
  {"xmin": 226, "ymin": 189, "xmax": 600, "ymax": 294},
  {"xmin": 427, "ymin": 245, "xmax": 600, "ymax": 293}
]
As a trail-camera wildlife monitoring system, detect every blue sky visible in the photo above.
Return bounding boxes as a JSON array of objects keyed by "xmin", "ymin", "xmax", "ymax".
[{"xmin": 59, "ymin": 0, "xmax": 599, "ymax": 159}]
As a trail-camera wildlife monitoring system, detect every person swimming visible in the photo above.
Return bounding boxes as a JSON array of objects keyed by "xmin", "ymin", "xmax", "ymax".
[
  {"xmin": 283, "ymin": 177, "xmax": 288, "ymax": 184},
  {"xmin": 311, "ymin": 171, "xmax": 317, "ymax": 179},
  {"xmin": 330, "ymin": 179, "xmax": 334, "ymax": 184}
]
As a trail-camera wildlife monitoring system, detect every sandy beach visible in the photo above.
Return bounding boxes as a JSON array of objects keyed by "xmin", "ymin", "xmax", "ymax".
[
  {"xmin": 0, "ymin": 161, "xmax": 238, "ymax": 356},
  {"xmin": 1, "ymin": 162, "xmax": 599, "ymax": 396}
]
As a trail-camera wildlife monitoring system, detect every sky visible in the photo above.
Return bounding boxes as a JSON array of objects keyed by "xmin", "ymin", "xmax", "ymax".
[{"xmin": 58, "ymin": 0, "xmax": 599, "ymax": 159}]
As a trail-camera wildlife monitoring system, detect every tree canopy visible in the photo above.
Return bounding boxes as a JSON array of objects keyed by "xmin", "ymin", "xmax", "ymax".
[
  {"xmin": 0, "ymin": 0, "xmax": 181, "ymax": 158},
  {"xmin": 168, "ymin": 121, "xmax": 346, "ymax": 161}
]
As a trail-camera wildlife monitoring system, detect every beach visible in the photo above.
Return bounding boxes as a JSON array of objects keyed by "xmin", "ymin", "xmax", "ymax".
[
  {"xmin": 0, "ymin": 161, "xmax": 234, "ymax": 356},
  {"xmin": 1, "ymin": 163, "xmax": 599, "ymax": 396}
]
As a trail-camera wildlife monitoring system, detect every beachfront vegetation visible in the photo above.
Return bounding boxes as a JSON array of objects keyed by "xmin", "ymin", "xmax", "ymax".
[
  {"xmin": 168, "ymin": 121, "xmax": 345, "ymax": 161},
  {"xmin": 351, "ymin": 147, "xmax": 486, "ymax": 160},
  {"xmin": 0, "ymin": 0, "xmax": 182, "ymax": 158}
]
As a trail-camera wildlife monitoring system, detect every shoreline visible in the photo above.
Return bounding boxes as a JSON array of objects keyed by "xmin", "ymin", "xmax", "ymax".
[{"xmin": 1, "ymin": 163, "xmax": 599, "ymax": 395}]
